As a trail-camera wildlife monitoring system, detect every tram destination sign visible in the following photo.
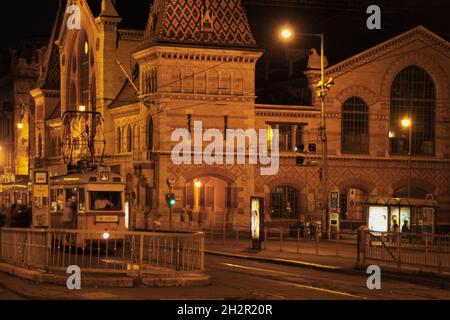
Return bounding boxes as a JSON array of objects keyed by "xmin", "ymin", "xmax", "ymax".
[{"xmin": 96, "ymin": 216, "xmax": 119, "ymax": 223}]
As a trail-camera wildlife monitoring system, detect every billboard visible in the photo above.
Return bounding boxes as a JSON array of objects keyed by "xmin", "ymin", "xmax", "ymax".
[{"xmin": 250, "ymin": 196, "xmax": 264, "ymax": 241}]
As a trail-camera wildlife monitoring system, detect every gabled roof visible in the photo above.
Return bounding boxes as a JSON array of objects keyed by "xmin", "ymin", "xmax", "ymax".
[
  {"xmin": 326, "ymin": 26, "xmax": 450, "ymax": 77},
  {"xmin": 141, "ymin": 0, "xmax": 257, "ymax": 50},
  {"xmin": 108, "ymin": 70, "xmax": 140, "ymax": 109},
  {"xmin": 40, "ymin": 3, "xmax": 65, "ymax": 90}
]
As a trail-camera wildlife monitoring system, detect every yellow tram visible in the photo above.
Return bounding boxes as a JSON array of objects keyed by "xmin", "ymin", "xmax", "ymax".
[{"xmin": 32, "ymin": 164, "xmax": 127, "ymax": 246}]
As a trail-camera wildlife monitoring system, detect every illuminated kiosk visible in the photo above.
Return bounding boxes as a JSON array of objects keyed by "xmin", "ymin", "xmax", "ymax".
[
  {"xmin": 364, "ymin": 197, "xmax": 438, "ymax": 234},
  {"xmin": 250, "ymin": 196, "xmax": 265, "ymax": 250}
]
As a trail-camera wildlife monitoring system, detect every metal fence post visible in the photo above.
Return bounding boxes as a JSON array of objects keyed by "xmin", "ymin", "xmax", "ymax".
[
  {"xmin": 280, "ymin": 226, "xmax": 283, "ymax": 252},
  {"xmin": 315, "ymin": 225, "xmax": 319, "ymax": 256},
  {"xmin": 438, "ymin": 236, "xmax": 442, "ymax": 275},
  {"xmin": 46, "ymin": 231, "xmax": 51, "ymax": 271},
  {"xmin": 264, "ymin": 227, "xmax": 267, "ymax": 250},
  {"xmin": 297, "ymin": 227, "xmax": 300, "ymax": 254},
  {"xmin": 200, "ymin": 234, "xmax": 205, "ymax": 272},
  {"xmin": 425, "ymin": 234, "xmax": 429, "ymax": 266},
  {"xmin": 139, "ymin": 234, "xmax": 144, "ymax": 280},
  {"xmin": 26, "ymin": 231, "xmax": 31, "ymax": 267},
  {"xmin": 397, "ymin": 233, "xmax": 401, "ymax": 270},
  {"xmin": 236, "ymin": 228, "xmax": 239, "ymax": 246},
  {"xmin": 336, "ymin": 228, "xmax": 340, "ymax": 257}
]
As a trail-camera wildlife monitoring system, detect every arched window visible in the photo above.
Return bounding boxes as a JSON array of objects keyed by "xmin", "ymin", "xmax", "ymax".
[
  {"xmin": 117, "ymin": 128, "xmax": 122, "ymax": 153},
  {"xmin": 390, "ymin": 65, "xmax": 435, "ymax": 155},
  {"xmin": 147, "ymin": 117, "xmax": 154, "ymax": 151},
  {"xmin": 394, "ymin": 186, "xmax": 428, "ymax": 199},
  {"xmin": 342, "ymin": 97, "xmax": 369, "ymax": 154},
  {"xmin": 270, "ymin": 186, "xmax": 299, "ymax": 219},
  {"xmin": 38, "ymin": 134, "xmax": 42, "ymax": 159},
  {"xmin": 79, "ymin": 33, "xmax": 90, "ymax": 109},
  {"xmin": 127, "ymin": 126, "xmax": 132, "ymax": 152}
]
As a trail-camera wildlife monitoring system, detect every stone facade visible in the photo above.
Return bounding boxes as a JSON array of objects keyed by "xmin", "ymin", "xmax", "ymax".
[{"xmin": 30, "ymin": 1, "xmax": 450, "ymax": 231}]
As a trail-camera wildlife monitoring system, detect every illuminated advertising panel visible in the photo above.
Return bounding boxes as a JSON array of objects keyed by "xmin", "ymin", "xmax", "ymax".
[
  {"xmin": 250, "ymin": 196, "xmax": 264, "ymax": 241},
  {"xmin": 368, "ymin": 206, "xmax": 388, "ymax": 232}
]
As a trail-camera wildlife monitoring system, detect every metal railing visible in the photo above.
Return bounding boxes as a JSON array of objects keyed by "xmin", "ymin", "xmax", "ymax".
[
  {"xmin": 358, "ymin": 230, "xmax": 450, "ymax": 274},
  {"xmin": 0, "ymin": 228, "xmax": 205, "ymax": 277},
  {"xmin": 204, "ymin": 225, "xmax": 357, "ymax": 258}
]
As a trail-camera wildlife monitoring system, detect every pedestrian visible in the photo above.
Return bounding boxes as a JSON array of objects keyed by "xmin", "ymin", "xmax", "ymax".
[
  {"xmin": 401, "ymin": 220, "xmax": 409, "ymax": 233},
  {"xmin": 9, "ymin": 204, "xmax": 17, "ymax": 228}
]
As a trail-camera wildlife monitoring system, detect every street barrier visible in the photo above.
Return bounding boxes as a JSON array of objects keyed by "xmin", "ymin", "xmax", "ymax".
[
  {"xmin": 358, "ymin": 230, "xmax": 450, "ymax": 274},
  {"xmin": 0, "ymin": 228, "xmax": 205, "ymax": 277}
]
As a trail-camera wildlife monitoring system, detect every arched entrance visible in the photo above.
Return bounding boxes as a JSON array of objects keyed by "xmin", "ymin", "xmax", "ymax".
[{"xmin": 185, "ymin": 176, "xmax": 232, "ymax": 230}]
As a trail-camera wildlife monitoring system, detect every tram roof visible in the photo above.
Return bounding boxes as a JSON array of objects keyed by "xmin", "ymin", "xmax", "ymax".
[
  {"xmin": 49, "ymin": 168, "xmax": 124, "ymax": 185},
  {"xmin": 364, "ymin": 197, "xmax": 439, "ymax": 208}
]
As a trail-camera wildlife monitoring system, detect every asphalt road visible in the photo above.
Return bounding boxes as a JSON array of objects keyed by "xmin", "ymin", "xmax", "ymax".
[
  {"xmin": 0, "ymin": 284, "xmax": 23, "ymax": 300},
  {"xmin": 204, "ymin": 255, "xmax": 450, "ymax": 300},
  {"xmin": 0, "ymin": 254, "xmax": 449, "ymax": 300}
]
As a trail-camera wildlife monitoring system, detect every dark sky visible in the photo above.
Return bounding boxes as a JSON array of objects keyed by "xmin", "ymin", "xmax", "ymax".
[{"xmin": 0, "ymin": 0, "xmax": 448, "ymax": 65}]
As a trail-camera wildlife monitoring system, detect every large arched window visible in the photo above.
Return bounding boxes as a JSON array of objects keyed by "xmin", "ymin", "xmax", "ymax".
[
  {"xmin": 79, "ymin": 33, "xmax": 90, "ymax": 109},
  {"xmin": 117, "ymin": 128, "xmax": 122, "ymax": 153},
  {"xmin": 147, "ymin": 117, "xmax": 154, "ymax": 151},
  {"xmin": 390, "ymin": 65, "xmax": 436, "ymax": 155},
  {"xmin": 341, "ymin": 97, "xmax": 369, "ymax": 154},
  {"xmin": 270, "ymin": 186, "xmax": 299, "ymax": 219}
]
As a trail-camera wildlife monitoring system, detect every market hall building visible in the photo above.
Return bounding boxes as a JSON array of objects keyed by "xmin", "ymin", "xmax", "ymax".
[{"xmin": 25, "ymin": 0, "xmax": 450, "ymax": 233}]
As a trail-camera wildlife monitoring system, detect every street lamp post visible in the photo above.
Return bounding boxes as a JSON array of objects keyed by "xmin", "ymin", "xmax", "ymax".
[
  {"xmin": 280, "ymin": 28, "xmax": 333, "ymax": 236},
  {"xmin": 401, "ymin": 117, "xmax": 413, "ymax": 198}
]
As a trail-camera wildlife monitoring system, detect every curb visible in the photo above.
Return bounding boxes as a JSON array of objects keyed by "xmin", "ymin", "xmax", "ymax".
[
  {"xmin": 0, "ymin": 263, "xmax": 211, "ymax": 290},
  {"xmin": 206, "ymin": 250, "xmax": 450, "ymax": 290}
]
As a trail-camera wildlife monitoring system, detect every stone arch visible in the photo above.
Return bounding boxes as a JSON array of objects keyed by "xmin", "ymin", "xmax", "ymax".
[
  {"xmin": 336, "ymin": 85, "xmax": 378, "ymax": 107},
  {"xmin": 390, "ymin": 178, "xmax": 437, "ymax": 197},
  {"xmin": 337, "ymin": 177, "xmax": 376, "ymax": 195},
  {"xmin": 266, "ymin": 177, "xmax": 306, "ymax": 194},
  {"xmin": 184, "ymin": 167, "xmax": 236, "ymax": 185},
  {"xmin": 380, "ymin": 52, "xmax": 449, "ymax": 115}
]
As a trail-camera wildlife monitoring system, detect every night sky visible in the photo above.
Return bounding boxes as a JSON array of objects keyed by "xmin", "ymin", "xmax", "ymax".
[{"xmin": 0, "ymin": 0, "xmax": 448, "ymax": 65}]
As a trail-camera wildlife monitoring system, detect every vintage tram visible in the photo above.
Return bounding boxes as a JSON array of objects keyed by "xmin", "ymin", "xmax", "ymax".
[{"xmin": 32, "ymin": 162, "xmax": 127, "ymax": 246}]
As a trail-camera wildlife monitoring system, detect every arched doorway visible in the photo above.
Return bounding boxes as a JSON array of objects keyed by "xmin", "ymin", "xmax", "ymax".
[
  {"xmin": 270, "ymin": 186, "xmax": 300, "ymax": 220},
  {"xmin": 185, "ymin": 176, "xmax": 232, "ymax": 230}
]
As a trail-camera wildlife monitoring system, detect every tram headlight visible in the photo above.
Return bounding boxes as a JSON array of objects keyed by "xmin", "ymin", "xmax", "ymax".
[{"xmin": 103, "ymin": 232, "xmax": 110, "ymax": 240}]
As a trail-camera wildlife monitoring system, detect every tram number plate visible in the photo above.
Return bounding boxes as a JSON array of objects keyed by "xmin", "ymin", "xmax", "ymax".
[{"xmin": 96, "ymin": 216, "xmax": 119, "ymax": 223}]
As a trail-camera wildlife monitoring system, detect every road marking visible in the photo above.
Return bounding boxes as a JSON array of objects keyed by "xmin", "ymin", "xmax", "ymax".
[
  {"xmin": 207, "ymin": 250, "xmax": 340, "ymax": 270},
  {"xmin": 221, "ymin": 263, "xmax": 367, "ymax": 300}
]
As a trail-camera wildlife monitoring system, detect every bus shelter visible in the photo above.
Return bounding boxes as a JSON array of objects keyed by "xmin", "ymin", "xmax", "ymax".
[{"xmin": 364, "ymin": 197, "xmax": 438, "ymax": 234}]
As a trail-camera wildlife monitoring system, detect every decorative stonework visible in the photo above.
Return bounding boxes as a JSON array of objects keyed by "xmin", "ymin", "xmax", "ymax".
[
  {"xmin": 143, "ymin": 0, "xmax": 257, "ymax": 48},
  {"xmin": 336, "ymin": 85, "xmax": 378, "ymax": 106}
]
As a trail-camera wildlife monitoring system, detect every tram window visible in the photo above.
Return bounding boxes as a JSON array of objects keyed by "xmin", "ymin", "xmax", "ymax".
[
  {"xmin": 78, "ymin": 188, "xmax": 86, "ymax": 212},
  {"xmin": 90, "ymin": 191, "xmax": 122, "ymax": 211},
  {"xmin": 51, "ymin": 189, "xmax": 65, "ymax": 212}
]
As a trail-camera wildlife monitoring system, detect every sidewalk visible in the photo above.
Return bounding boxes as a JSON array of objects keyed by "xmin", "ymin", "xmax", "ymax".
[
  {"xmin": 205, "ymin": 239, "xmax": 359, "ymax": 273},
  {"xmin": 205, "ymin": 239, "xmax": 450, "ymax": 288}
]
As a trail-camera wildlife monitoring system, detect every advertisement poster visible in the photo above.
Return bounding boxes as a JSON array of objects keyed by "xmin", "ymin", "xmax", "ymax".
[
  {"xmin": 368, "ymin": 206, "xmax": 388, "ymax": 232},
  {"xmin": 250, "ymin": 197, "xmax": 264, "ymax": 241},
  {"xmin": 330, "ymin": 191, "xmax": 339, "ymax": 213}
]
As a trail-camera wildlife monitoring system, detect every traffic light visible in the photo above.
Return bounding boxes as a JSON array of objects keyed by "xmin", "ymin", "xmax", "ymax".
[
  {"xmin": 296, "ymin": 144, "xmax": 305, "ymax": 153},
  {"xmin": 165, "ymin": 193, "xmax": 176, "ymax": 207},
  {"xmin": 296, "ymin": 156, "xmax": 306, "ymax": 166},
  {"xmin": 308, "ymin": 143, "xmax": 317, "ymax": 153}
]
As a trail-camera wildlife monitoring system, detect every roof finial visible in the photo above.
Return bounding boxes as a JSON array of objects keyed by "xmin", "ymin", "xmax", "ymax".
[{"xmin": 100, "ymin": 0, "xmax": 119, "ymax": 17}]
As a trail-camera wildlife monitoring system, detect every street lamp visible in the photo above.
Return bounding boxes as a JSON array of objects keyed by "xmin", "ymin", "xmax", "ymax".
[
  {"xmin": 401, "ymin": 116, "xmax": 413, "ymax": 198},
  {"xmin": 17, "ymin": 122, "xmax": 24, "ymax": 130},
  {"xmin": 278, "ymin": 27, "xmax": 334, "ymax": 236}
]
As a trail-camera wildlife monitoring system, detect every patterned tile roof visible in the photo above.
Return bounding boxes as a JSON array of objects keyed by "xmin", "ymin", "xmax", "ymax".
[{"xmin": 142, "ymin": 0, "xmax": 257, "ymax": 49}]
